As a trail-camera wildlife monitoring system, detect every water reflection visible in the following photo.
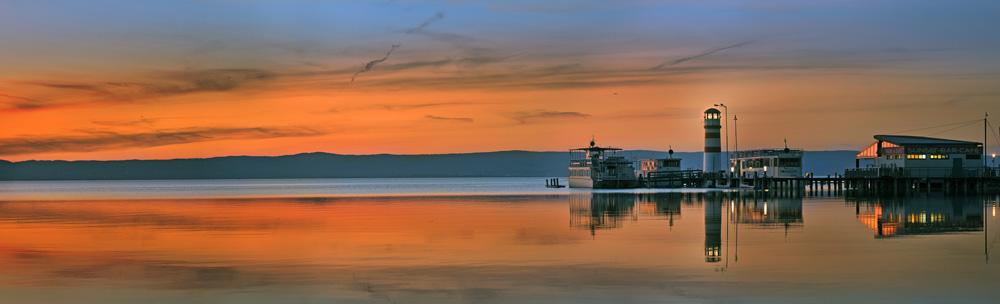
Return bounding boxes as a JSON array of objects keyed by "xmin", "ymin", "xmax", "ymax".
[
  {"xmin": 733, "ymin": 196, "xmax": 804, "ymax": 229},
  {"xmin": 568, "ymin": 192, "xmax": 808, "ymax": 265},
  {"xmin": 849, "ymin": 196, "xmax": 984, "ymax": 238},
  {"xmin": 568, "ymin": 192, "xmax": 999, "ymax": 266},
  {"xmin": 0, "ymin": 191, "xmax": 998, "ymax": 303},
  {"xmin": 705, "ymin": 197, "xmax": 722, "ymax": 263},
  {"xmin": 569, "ymin": 193, "xmax": 637, "ymax": 233}
]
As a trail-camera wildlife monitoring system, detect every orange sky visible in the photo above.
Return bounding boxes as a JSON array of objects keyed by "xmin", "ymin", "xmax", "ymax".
[{"xmin": 2, "ymin": 1, "xmax": 999, "ymax": 161}]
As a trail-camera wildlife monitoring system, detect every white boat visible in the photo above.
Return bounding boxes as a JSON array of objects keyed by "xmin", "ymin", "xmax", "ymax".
[{"xmin": 568, "ymin": 139, "xmax": 639, "ymax": 189}]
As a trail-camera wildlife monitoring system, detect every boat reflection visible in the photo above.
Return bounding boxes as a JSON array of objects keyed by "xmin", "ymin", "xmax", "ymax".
[
  {"xmin": 569, "ymin": 193, "xmax": 638, "ymax": 233},
  {"xmin": 849, "ymin": 196, "xmax": 984, "ymax": 238}
]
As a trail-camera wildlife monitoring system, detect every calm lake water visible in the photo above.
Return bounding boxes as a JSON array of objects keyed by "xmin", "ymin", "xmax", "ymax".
[{"xmin": 1, "ymin": 178, "xmax": 998, "ymax": 303}]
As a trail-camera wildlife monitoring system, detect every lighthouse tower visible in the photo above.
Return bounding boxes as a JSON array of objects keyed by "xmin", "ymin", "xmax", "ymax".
[{"xmin": 703, "ymin": 108, "xmax": 722, "ymax": 173}]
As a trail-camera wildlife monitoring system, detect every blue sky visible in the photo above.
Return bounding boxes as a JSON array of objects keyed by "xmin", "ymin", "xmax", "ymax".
[{"xmin": 1, "ymin": 0, "xmax": 999, "ymax": 160}]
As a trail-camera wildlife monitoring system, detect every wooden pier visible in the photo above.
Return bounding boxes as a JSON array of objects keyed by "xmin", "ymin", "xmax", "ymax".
[
  {"xmin": 642, "ymin": 170, "xmax": 708, "ymax": 188},
  {"xmin": 639, "ymin": 168, "xmax": 1000, "ymax": 196},
  {"xmin": 731, "ymin": 168, "xmax": 1000, "ymax": 196}
]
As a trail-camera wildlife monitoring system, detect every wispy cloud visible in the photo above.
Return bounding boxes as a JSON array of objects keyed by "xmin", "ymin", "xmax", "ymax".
[
  {"xmin": 510, "ymin": 110, "xmax": 590, "ymax": 124},
  {"xmin": 31, "ymin": 69, "xmax": 276, "ymax": 98},
  {"xmin": 404, "ymin": 12, "xmax": 445, "ymax": 34},
  {"xmin": 91, "ymin": 118, "xmax": 157, "ymax": 127},
  {"xmin": 0, "ymin": 127, "xmax": 325, "ymax": 156},
  {"xmin": 378, "ymin": 54, "xmax": 515, "ymax": 71},
  {"xmin": 353, "ymin": 60, "xmax": 871, "ymax": 91},
  {"xmin": 652, "ymin": 40, "xmax": 755, "ymax": 69},
  {"xmin": 146, "ymin": 69, "xmax": 277, "ymax": 95},
  {"xmin": 379, "ymin": 101, "xmax": 485, "ymax": 111},
  {"xmin": 350, "ymin": 44, "xmax": 401, "ymax": 83},
  {"xmin": 402, "ymin": 11, "xmax": 477, "ymax": 47},
  {"xmin": 9, "ymin": 69, "xmax": 278, "ymax": 112},
  {"xmin": 0, "ymin": 93, "xmax": 48, "ymax": 111},
  {"xmin": 3, "ymin": 45, "xmax": 879, "ymax": 115},
  {"xmin": 425, "ymin": 115, "xmax": 474, "ymax": 123},
  {"xmin": 606, "ymin": 107, "xmax": 691, "ymax": 120},
  {"xmin": 329, "ymin": 101, "xmax": 489, "ymax": 113}
]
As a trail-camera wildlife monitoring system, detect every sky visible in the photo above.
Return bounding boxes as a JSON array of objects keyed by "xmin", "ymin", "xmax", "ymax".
[{"xmin": 1, "ymin": 0, "xmax": 1000, "ymax": 161}]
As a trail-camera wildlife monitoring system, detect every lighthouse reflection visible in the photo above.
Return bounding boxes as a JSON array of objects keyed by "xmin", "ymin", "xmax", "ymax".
[
  {"xmin": 566, "ymin": 191, "xmax": 997, "ymax": 268},
  {"xmin": 568, "ymin": 192, "xmax": 805, "ymax": 264}
]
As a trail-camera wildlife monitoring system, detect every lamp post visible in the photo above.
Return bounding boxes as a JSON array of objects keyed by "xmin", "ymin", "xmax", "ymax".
[
  {"xmin": 715, "ymin": 103, "xmax": 729, "ymax": 187},
  {"xmin": 734, "ymin": 115, "xmax": 740, "ymax": 188},
  {"xmin": 763, "ymin": 165, "xmax": 769, "ymax": 191},
  {"xmin": 993, "ymin": 153, "xmax": 996, "ymax": 167}
]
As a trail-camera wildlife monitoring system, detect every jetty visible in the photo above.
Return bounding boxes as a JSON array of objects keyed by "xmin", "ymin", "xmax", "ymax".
[{"xmin": 562, "ymin": 107, "xmax": 1000, "ymax": 195}]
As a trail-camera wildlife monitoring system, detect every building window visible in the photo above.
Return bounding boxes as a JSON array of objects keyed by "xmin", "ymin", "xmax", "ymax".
[
  {"xmin": 906, "ymin": 154, "xmax": 928, "ymax": 160},
  {"xmin": 779, "ymin": 158, "xmax": 801, "ymax": 167},
  {"xmin": 928, "ymin": 154, "xmax": 949, "ymax": 160},
  {"xmin": 968, "ymin": 154, "xmax": 982, "ymax": 160}
]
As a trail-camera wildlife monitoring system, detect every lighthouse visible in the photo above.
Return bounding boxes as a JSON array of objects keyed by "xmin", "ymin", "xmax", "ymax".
[{"xmin": 704, "ymin": 108, "xmax": 722, "ymax": 173}]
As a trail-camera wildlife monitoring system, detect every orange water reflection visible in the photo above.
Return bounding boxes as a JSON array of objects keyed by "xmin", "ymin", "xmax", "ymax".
[{"xmin": 1, "ymin": 193, "xmax": 998, "ymax": 303}]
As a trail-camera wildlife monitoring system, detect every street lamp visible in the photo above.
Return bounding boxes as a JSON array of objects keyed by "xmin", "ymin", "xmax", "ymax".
[
  {"xmin": 714, "ymin": 103, "xmax": 729, "ymax": 187},
  {"xmin": 992, "ymin": 153, "xmax": 997, "ymax": 176}
]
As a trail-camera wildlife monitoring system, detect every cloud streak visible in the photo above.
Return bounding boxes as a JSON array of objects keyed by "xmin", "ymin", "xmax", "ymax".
[
  {"xmin": 510, "ymin": 110, "xmax": 590, "ymax": 124},
  {"xmin": 652, "ymin": 40, "xmax": 755, "ymax": 69},
  {"xmin": 425, "ymin": 115, "xmax": 474, "ymax": 123},
  {"xmin": 404, "ymin": 12, "xmax": 445, "ymax": 34},
  {"xmin": 8, "ymin": 69, "xmax": 278, "ymax": 112},
  {"xmin": 328, "ymin": 101, "xmax": 490, "ymax": 114},
  {"xmin": 91, "ymin": 116, "xmax": 159, "ymax": 127},
  {"xmin": 0, "ymin": 92, "xmax": 48, "ymax": 111},
  {"xmin": 350, "ymin": 44, "xmax": 401, "ymax": 83},
  {"xmin": 380, "ymin": 101, "xmax": 486, "ymax": 111},
  {"xmin": 403, "ymin": 11, "xmax": 477, "ymax": 47},
  {"xmin": 0, "ymin": 127, "xmax": 325, "ymax": 156}
]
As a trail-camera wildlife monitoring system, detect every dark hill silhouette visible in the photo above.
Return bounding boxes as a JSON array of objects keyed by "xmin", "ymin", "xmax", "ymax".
[{"xmin": 0, "ymin": 150, "xmax": 857, "ymax": 181}]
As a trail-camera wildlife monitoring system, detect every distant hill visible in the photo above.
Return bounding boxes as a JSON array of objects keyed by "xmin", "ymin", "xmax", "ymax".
[{"xmin": 0, "ymin": 150, "xmax": 857, "ymax": 181}]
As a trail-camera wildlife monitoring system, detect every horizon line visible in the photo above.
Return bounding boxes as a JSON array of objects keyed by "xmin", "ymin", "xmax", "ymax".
[{"xmin": 1, "ymin": 149, "xmax": 861, "ymax": 163}]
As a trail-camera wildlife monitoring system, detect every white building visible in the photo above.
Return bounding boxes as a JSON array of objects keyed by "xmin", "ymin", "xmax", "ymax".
[
  {"xmin": 855, "ymin": 135, "xmax": 983, "ymax": 178},
  {"xmin": 639, "ymin": 149, "xmax": 682, "ymax": 187},
  {"xmin": 731, "ymin": 148, "xmax": 804, "ymax": 179}
]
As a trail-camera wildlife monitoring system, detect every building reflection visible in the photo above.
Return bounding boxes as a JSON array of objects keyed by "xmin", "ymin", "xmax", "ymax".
[
  {"xmin": 569, "ymin": 193, "xmax": 638, "ymax": 234},
  {"xmin": 636, "ymin": 193, "xmax": 684, "ymax": 230},
  {"xmin": 722, "ymin": 194, "xmax": 804, "ymax": 264},
  {"xmin": 849, "ymin": 196, "xmax": 983, "ymax": 238},
  {"xmin": 732, "ymin": 195, "xmax": 804, "ymax": 232},
  {"xmin": 567, "ymin": 192, "xmax": 806, "ymax": 265}
]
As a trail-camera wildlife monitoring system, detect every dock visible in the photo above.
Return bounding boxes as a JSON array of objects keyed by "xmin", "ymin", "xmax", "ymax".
[{"xmin": 716, "ymin": 168, "xmax": 1000, "ymax": 196}]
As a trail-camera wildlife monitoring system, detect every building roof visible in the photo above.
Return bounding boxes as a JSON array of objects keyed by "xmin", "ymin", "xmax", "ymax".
[
  {"xmin": 733, "ymin": 149, "xmax": 803, "ymax": 159},
  {"xmin": 857, "ymin": 135, "xmax": 981, "ymax": 159},
  {"xmin": 704, "ymin": 108, "xmax": 721, "ymax": 114},
  {"xmin": 571, "ymin": 146, "xmax": 623, "ymax": 152},
  {"xmin": 874, "ymin": 135, "xmax": 980, "ymax": 146}
]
